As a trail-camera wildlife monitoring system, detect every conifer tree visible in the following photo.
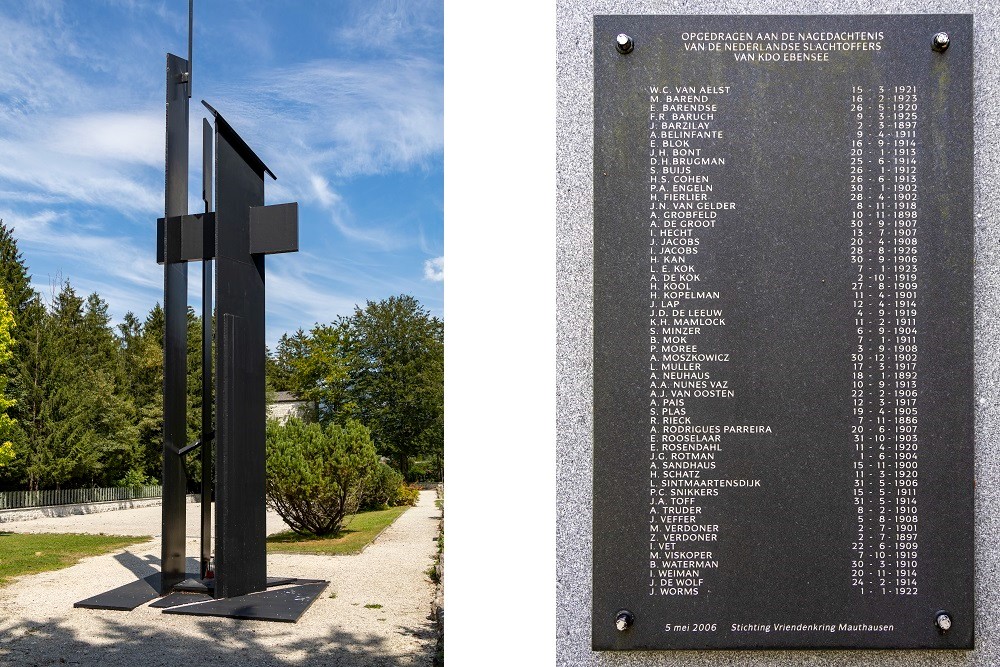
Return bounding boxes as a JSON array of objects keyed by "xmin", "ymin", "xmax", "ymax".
[
  {"xmin": 27, "ymin": 283, "xmax": 135, "ymax": 487},
  {"xmin": 183, "ymin": 306, "xmax": 206, "ymax": 490},
  {"xmin": 0, "ymin": 220, "xmax": 36, "ymax": 319},
  {"xmin": 0, "ymin": 287, "xmax": 17, "ymax": 468},
  {"xmin": 134, "ymin": 304, "xmax": 165, "ymax": 480},
  {"xmin": 0, "ymin": 220, "xmax": 40, "ymax": 474}
]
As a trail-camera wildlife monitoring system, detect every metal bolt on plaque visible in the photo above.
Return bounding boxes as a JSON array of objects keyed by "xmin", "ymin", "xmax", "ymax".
[
  {"xmin": 615, "ymin": 610, "xmax": 634, "ymax": 632},
  {"xmin": 933, "ymin": 31, "xmax": 950, "ymax": 51},
  {"xmin": 936, "ymin": 612, "xmax": 953, "ymax": 632},
  {"xmin": 615, "ymin": 33, "xmax": 634, "ymax": 54}
]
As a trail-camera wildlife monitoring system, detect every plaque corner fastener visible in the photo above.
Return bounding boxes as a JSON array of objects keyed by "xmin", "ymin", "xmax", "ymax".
[
  {"xmin": 616, "ymin": 33, "xmax": 634, "ymax": 55},
  {"xmin": 615, "ymin": 609, "xmax": 634, "ymax": 631},
  {"xmin": 932, "ymin": 32, "xmax": 950, "ymax": 52},
  {"xmin": 935, "ymin": 611, "xmax": 952, "ymax": 633}
]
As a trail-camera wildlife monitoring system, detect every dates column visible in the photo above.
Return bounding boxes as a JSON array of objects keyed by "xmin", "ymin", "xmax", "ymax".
[
  {"xmin": 849, "ymin": 83, "xmax": 919, "ymax": 596},
  {"xmin": 848, "ymin": 85, "xmax": 868, "ymax": 594}
]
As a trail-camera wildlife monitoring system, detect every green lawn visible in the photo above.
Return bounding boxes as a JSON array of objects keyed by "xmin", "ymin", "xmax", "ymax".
[
  {"xmin": 267, "ymin": 505, "xmax": 408, "ymax": 555},
  {"xmin": 0, "ymin": 532, "xmax": 148, "ymax": 587}
]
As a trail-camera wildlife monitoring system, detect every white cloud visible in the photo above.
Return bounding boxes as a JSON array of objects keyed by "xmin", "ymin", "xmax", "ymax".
[
  {"xmin": 309, "ymin": 174, "xmax": 341, "ymax": 208},
  {"xmin": 423, "ymin": 256, "xmax": 444, "ymax": 282},
  {"xmin": 262, "ymin": 250, "xmax": 443, "ymax": 346},
  {"xmin": 213, "ymin": 56, "xmax": 443, "ymax": 183},
  {"xmin": 0, "ymin": 8, "xmax": 442, "ymax": 249},
  {"xmin": 328, "ymin": 210, "xmax": 407, "ymax": 251},
  {"xmin": 0, "ymin": 106, "xmax": 164, "ymax": 213},
  {"xmin": 4, "ymin": 205, "xmax": 163, "ymax": 329},
  {"xmin": 45, "ymin": 112, "xmax": 163, "ymax": 167},
  {"xmin": 0, "ymin": 9, "xmax": 168, "ymax": 216},
  {"xmin": 303, "ymin": 170, "xmax": 418, "ymax": 252},
  {"xmin": 264, "ymin": 261, "xmax": 363, "ymax": 332},
  {"xmin": 1, "ymin": 208, "xmax": 160, "ymax": 291},
  {"xmin": 1, "ymin": 209, "xmax": 60, "ymax": 238},
  {"xmin": 0, "ymin": 136, "xmax": 161, "ymax": 213},
  {"xmin": 196, "ymin": 55, "xmax": 442, "ymax": 254},
  {"xmin": 336, "ymin": 0, "xmax": 442, "ymax": 52},
  {"xmin": 0, "ymin": 12, "xmax": 83, "ymax": 117}
]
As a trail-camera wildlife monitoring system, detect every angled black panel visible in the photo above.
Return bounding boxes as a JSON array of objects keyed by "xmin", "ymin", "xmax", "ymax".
[
  {"xmin": 250, "ymin": 203, "xmax": 298, "ymax": 255},
  {"xmin": 214, "ymin": 108, "xmax": 268, "ymax": 600},
  {"xmin": 202, "ymin": 101, "xmax": 276, "ymax": 180},
  {"xmin": 206, "ymin": 102, "xmax": 299, "ymax": 601}
]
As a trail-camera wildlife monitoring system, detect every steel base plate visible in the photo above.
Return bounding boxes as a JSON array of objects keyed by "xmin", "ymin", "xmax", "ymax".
[
  {"xmin": 74, "ymin": 574, "xmax": 161, "ymax": 611},
  {"xmin": 161, "ymin": 580, "xmax": 328, "ymax": 622}
]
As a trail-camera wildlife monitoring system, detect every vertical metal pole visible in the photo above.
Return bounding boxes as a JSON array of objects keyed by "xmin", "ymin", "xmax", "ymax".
[
  {"xmin": 200, "ymin": 118, "xmax": 213, "ymax": 579},
  {"xmin": 161, "ymin": 52, "xmax": 190, "ymax": 594},
  {"xmin": 187, "ymin": 0, "xmax": 193, "ymax": 98}
]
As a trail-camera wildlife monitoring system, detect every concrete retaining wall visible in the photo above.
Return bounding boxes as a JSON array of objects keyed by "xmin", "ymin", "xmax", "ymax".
[{"xmin": 0, "ymin": 494, "xmax": 198, "ymax": 523}]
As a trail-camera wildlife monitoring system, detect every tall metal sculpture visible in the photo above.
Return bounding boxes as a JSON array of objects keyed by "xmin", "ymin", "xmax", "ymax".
[
  {"xmin": 160, "ymin": 50, "xmax": 190, "ymax": 596},
  {"xmin": 156, "ymin": 100, "xmax": 299, "ymax": 599},
  {"xmin": 76, "ymin": 2, "xmax": 327, "ymax": 621},
  {"xmin": 206, "ymin": 101, "xmax": 298, "ymax": 599}
]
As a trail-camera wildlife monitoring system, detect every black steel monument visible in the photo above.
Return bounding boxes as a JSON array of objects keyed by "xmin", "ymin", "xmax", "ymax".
[{"xmin": 76, "ymin": 3, "xmax": 326, "ymax": 622}]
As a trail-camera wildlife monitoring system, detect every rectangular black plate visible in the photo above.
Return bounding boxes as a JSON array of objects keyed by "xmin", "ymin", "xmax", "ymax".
[
  {"xmin": 161, "ymin": 581, "xmax": 329, "ymax": 622},
  {"xmin": 593, "ymin": 14, "xmax": 973, "ymax": 650},
  {"xmin": 74, "ymin": 574, "xmax": 161, "ymax": 611}
]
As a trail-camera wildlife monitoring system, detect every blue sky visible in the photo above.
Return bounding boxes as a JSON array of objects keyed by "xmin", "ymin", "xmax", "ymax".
[{"xmin": 0, "ymin": 0, "xmax": 443, "ymax": 346}]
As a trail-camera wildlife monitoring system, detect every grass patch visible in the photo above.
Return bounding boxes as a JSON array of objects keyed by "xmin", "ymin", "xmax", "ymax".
[
  {"xmin": 364, "ymin": 603, "xmax": 382, "ymax": 609},
  {"xmin": 267, "ymin": 505, "xmax": 408, "ymax": 555},
  {"xmin": 0, "ymin": 532, "xmax": 148, "ymax": 587}
]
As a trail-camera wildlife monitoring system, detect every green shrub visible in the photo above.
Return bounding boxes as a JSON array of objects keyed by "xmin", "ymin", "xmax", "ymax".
[
  {"xmin": 397, "ymin": 483, "xmax": 420, "ymax": 506},
  {"xmin": 265, "ymin": 417, "xmax": 378, "ymax": 536},
  {"xmin": 116, "ymin": 469, "xmax": 154, "ymax": 490},
  {"xmin": 361, "ymin": 461, "xmax": 404, "ymax": 510},
  {"xmin": 408, "ymin": 458, "xmax": 441, "ymax": 482}
]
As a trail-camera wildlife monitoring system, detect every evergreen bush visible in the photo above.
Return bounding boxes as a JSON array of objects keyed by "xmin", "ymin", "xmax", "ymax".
[
  {"xmin": 360, "ymin": 460, "xmax": 404, "ymax": 510},
  {"xmin": 265, "ymin": 417, "xmax": 377, "ymax": 535}
]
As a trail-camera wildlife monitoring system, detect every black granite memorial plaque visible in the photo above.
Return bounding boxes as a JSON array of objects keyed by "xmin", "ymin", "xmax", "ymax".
[{"xmin": 593, "ymin": 14, "xmax": 973, "ymax": 650}]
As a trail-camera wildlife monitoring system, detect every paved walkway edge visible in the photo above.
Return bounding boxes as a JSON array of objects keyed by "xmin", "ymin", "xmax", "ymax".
[{"xmin": 0, "ymin": 495, "xmax": 197, "ymax": 523}]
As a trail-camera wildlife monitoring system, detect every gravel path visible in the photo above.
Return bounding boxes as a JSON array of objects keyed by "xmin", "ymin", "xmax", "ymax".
[{"xmin": 0, "ymin": 491, "xmax": 441, "ymax": 666}]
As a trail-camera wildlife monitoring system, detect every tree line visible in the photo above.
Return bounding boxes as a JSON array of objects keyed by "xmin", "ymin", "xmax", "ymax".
[
  {"xmin": 0, "ymin": 220, "xmax": 443, "ymax": 490},
  {"xmin": 268, "ymin": 293, "xmax": 444, "ymax": 481}
]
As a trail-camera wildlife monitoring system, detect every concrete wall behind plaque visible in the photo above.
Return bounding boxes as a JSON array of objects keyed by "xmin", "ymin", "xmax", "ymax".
[{"xmin": 556, "ymin": 0, "xmax": 999, "ymax": 664}]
